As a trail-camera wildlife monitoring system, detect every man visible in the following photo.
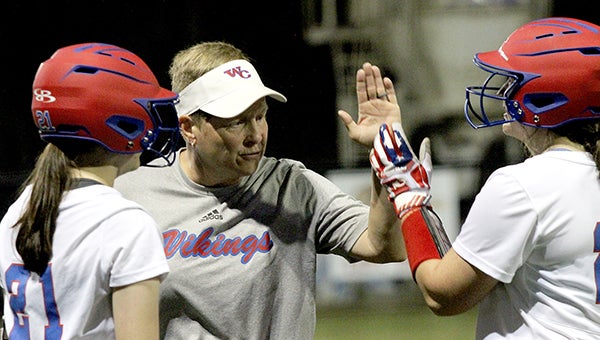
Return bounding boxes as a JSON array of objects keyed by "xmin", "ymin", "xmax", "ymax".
[{"xmin": 115, "ymin": 41, "xmax": 404, "ymax": 339}]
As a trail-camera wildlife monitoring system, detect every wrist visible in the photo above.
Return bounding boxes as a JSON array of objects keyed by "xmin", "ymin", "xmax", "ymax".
[{"xmin": 392, "ymin": 190, "xmax": 431, "ymax": 218}]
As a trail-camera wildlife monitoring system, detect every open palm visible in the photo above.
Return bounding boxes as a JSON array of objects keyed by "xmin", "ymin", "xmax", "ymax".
[{"xmin": 338, "ymin": 62, "xmax": 402, "ymax": 147}]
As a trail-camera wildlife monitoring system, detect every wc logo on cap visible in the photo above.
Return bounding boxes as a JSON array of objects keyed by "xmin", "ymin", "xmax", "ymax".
[{"xmin": 224, "ymin": 66, "xmax": 251, "ymax": 79}]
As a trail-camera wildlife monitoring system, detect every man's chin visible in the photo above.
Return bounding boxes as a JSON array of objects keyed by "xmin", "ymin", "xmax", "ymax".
[{"xmin": 237, "ymin": 160, "xmax": 260, "ymax": 176}]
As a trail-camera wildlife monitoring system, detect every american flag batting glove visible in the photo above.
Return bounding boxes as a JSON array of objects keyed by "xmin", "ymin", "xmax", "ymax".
[{"xmin": 370, "ymin": 122, "xmax": 432, "ymax": 218}]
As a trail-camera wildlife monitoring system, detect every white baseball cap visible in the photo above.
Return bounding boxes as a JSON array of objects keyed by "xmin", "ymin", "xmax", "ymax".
[{"xmin": 175, "ymin": 59, "xmax": 287, "ymax": 118}]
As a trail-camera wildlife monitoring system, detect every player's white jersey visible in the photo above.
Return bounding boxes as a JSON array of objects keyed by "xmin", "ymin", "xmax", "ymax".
[
  {"xmin": 453, "ymin": 150, "xmax": 600, "ymax": 339},
  {"xmin": 0, "ymin": 183, "xmax": 169, "ymax": 339}
]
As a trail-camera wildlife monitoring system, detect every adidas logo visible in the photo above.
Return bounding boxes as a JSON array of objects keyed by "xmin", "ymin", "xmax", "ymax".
[{"xmin": 199, "ymin": 209, "xmax": 223, "ymax": 222}]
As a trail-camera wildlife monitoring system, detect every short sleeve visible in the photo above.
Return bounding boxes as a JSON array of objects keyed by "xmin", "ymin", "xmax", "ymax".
[
  {"xmin": 452, "ymin": 169, "xmax": 537, "ymax": 283},
  {"xmin": 101, "ymin": 208, "xmax": 170, "ymax": 287}
]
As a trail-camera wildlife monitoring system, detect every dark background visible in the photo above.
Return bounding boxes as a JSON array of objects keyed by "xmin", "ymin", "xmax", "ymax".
[
  {"xmin": 0, "ymin": 1, "xmax": 337, "ymax": 216},
  {"xmin": 0, "ymin": 0, "xmax": 597, "ymax": 217}
]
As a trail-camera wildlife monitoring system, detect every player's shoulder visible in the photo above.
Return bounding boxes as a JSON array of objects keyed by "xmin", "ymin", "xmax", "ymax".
[
  {"xmin": 510, "ymin": 151, "xmax": 590, "ymax": 174},
  {"xmin": 61, "ymin": 185, "xmax": 150, "ymax": 224},
  {"xmin": 490, "ymin": 151, "xmax": 593, "ymax": 190},
  {"xmin": 74, "ymin": 184, "xmax": 140, "ymax": 206}
]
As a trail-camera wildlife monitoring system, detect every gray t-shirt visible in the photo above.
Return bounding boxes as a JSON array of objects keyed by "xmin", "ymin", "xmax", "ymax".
[{"xmin": 114, "ymin": 151, "xmax": 369, "ymax": 340}]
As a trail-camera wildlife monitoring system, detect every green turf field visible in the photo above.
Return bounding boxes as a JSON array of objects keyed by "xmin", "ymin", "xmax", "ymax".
[{"xmin": 315, "ymin": 280, "xmax": 477, "ymax": 340}]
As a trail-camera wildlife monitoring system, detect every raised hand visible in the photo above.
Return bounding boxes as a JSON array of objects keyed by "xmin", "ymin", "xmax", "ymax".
[
  {"xmin": 338, "ymin": 62, "xmax": 401, "ymax": 147},
  {"xmin": 370, "ymin": 122, "xmax": 432, "ymax": 218}
]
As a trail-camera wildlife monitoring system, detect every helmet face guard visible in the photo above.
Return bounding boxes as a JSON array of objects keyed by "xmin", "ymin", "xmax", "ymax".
[
  {"xmin": 135, "ymin": 98, "xmax": 180, "ymax": 167},
  {"xmin": 464, "ymin": 17, "xmax": 600, "ymax": 129},
  {"xmin": 465, "ymin": 63, "xmax": 519, "ymax": 129},
  {"xmin": 465, "ymin": 61, "xmax": 540, "ymax": 129}
]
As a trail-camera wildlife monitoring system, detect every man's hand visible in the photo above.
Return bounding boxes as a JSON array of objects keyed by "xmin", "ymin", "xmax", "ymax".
[
  {"xmin": 370, "ymin": 122, "xmax": 432, "ymax": 218},
  {"xmin": 338, "ymin": 62, "xmax": 401, "ymax": 147}
]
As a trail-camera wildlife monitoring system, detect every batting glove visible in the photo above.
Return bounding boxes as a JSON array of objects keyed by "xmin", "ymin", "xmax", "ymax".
[{"xmin": 370, "ymin": 122, "xmax": 432, "ymax": 218}]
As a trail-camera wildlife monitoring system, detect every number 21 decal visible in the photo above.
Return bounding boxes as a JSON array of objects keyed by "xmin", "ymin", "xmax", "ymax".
[
  {"xmin": 5, "ymin": 264, "xmax": 63, "ymax": 339},
  {"xmin": 34, "ymin": 110, "xmax": 54, "ymax": 132}
]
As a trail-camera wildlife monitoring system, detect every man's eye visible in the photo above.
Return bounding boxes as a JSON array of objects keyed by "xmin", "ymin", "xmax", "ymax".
[{"xmin": 226, "ymin": 120, "xmax": 244, "ymax": 128}]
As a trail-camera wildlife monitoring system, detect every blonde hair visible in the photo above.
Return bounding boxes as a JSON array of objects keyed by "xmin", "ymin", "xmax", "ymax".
[{"xmin": 168, "ymin": 41, "xmax": 249, "ymax": 93}]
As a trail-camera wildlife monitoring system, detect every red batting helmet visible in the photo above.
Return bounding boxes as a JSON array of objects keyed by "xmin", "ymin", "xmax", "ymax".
[
  {"xmin": 465, "ymin": 17, "xmax": 600, "ymax": 129},
  {"xmin": 31, "ymin": 42, "xmax": 179, "ymax": 165}
]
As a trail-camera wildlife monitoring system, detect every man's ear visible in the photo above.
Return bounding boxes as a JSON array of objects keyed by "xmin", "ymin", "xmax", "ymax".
[{"xmin": 179, "ymin": 115, "xmax": 195, "ymax": 145}]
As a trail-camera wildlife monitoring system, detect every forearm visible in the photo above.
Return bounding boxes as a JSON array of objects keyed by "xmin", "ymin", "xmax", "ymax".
[
  {"xmin": 414, "ymin": 252, "xmax": 486, "ymax": 316},
  {"xmin": 405, "ymin": 216, "xmax": 497, "ymax": 317},
  {"xmin": 401, "ymin": 207, "xmax": 450, "ymax": 274},
  {"xmin": 413, "ymin": 259, "xmax": 466, "ymax": 316},
  {"xmin": 351, "ymin": 171, "xmax": 406, "ymax": 262},
  {"xmin": 113, "ymin": 278, "xmax": 161, "ymax": 340}
]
